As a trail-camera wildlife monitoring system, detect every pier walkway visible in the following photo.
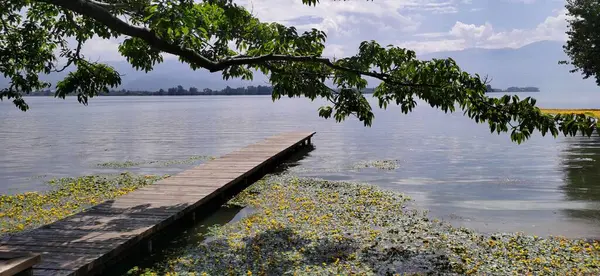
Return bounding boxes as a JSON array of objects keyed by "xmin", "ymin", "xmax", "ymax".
[{"xmin": 0, "ymin": 131, "xmax": 315, "ymax": 276}]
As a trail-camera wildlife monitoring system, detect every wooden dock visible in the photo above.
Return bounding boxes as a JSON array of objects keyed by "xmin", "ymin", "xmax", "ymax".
[{"xmin": 0, "ymin": 131, "xmax": 315, "ymax": 276}]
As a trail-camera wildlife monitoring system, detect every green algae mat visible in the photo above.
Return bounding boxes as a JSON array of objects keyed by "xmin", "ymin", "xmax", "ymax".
[{"xmin": 127, "ymin": 175, "xmax": 600, "ymax": 276}]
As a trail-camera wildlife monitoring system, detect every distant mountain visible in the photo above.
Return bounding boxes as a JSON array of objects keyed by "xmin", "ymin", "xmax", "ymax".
[
  {"xmin": 1, "ymin": 40, "xmax": 598, "ymax": 93},
  {"xmin": 0, "ymin": 59, "xmax": 268, "ymax": 91},
  {"xmin": 421, "ymin": 40, "xmax": 599, "ymax": 93}
]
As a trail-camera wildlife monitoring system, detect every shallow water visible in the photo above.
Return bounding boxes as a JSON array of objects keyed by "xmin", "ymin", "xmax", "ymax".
[{"xmin": 1, "ymin": 94, "xmax": 600, "ymax": 238}]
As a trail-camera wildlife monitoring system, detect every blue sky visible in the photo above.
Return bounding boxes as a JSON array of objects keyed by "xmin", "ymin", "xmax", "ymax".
[{"xmin": 81, "ymin": 0, "xmax": 570, "ymax": 61}]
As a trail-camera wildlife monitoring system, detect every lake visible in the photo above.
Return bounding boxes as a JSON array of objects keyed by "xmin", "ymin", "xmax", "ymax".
[{"xmin": 1, "ymin": 93, "xmax": 600, "ymax": 239}]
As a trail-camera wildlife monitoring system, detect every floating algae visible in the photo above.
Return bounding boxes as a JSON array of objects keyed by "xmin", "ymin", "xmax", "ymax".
[
  {"xmin": 352, "ymin": 159, "xmax": 400, "ymax": 170},
  {"xmin": 125, "ymin": 175, "xmax": 600, "ymax": 275},
  {"xmin": 97, "ymin": 161, "xmax": 145, "ymax": 168},
  {"xmin": 0, "ymin": 172, "xmax": 166, "ymax": 236},
  {"xmin": 97, "ymin": 155, "xmax": 216, "ymax": 168}
]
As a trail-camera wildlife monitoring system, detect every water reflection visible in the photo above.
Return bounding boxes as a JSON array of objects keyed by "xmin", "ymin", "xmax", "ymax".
[
  {"xmin": 3, "ymin": 96, "xmax": 600, "ymax": 238},
  {"xmin": 560, "ymin": 136, "xmax": 600, "ymax": 226}
]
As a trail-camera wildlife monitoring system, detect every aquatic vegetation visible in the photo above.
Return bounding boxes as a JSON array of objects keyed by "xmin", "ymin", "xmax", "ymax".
[
  {"xmin": 540, "ymin": 109, "xmax": 600, "ymax": 119},
  {"xmin": 97, "ymin": 161, "xmax": 144, "ymax": 168},
  {"xmin": 129, "ymin": 175, "xmax": 600, "ymax": 275},
  {"xmin": 285, "ymin": 159, "xmax": 399, "ymax": 174},
  {"xmin": 352, "ymin": 159, "xmax": 400, "ymax": 170},
  {"xmin": 0, "ymin": 173, "xmax": 166, "ymax": 236},
  {"xmin": 97, "ymin": 156, "xmax": 216, "ymax": 168}
]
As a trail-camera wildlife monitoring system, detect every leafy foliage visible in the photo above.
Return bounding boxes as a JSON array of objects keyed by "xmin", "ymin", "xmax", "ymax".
[
  {"xmin": 0, "ymin": 0, "xmax": 598, "ymax": 142},
  {"xmin": 562, "ymin": 0, "xmax": 600, "ymax": 86}
]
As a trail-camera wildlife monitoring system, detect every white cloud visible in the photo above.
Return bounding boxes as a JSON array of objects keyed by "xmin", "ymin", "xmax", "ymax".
[
  {"xmin": 239, "ymin": 0, "xmax": 427, "ymax": 41},
  {"xmin": 398, "ymin": 39, "xmax": 467, "ymax": 54},
  {"xmin": 505, "ymin": 0, "xmax": 536, "ymax": 4},
  {"xmin": 77, "ymin": 1, "xmax": 568, "ymax": 61},
  {"xmin": 322, "ymin": 44, "xmax": 346, "ymax": 59},
  {"xmin": 449, "ymin": 21, "xmax": 494, "ymax": 41},
  {"xmin": 80, "ymin": 37, "xmax": 123, "ymax": 62},
  {"xmin": 400, "ymin": 1, "xmax": 460, "ymax": 14},
  {"xmin": 399, "ymin": 8, "xmax": 569, "ymax": 54}
]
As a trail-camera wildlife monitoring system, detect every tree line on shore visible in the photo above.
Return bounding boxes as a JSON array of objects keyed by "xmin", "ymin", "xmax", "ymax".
[
  {"xmin": 485, "ymin": 85, "xmax": 540, "ymax": 92},
  {"xmin": 27, "ymin": 84, "xmax": 537, "ymax": 96},
  {"xmin": 27, "ymin": 86, "xmax": 377, "ymax": 96}
]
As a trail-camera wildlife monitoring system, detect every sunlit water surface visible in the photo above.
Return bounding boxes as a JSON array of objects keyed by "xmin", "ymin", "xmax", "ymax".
[{"xmin": 1, "ymin": 93, "xmax": 600, "ymax": 239}]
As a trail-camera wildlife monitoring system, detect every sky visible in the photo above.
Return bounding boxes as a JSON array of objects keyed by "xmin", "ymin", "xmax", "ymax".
[{"xmin": 81, "ymin": 0, "xmax": 572, "ymax": 61}]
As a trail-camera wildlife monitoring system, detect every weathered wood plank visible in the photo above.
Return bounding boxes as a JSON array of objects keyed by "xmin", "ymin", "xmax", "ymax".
[
  {"xmin": 32, "ymin": 268, "xmax": 73, "ymax": 276},
  {"xmin": 0, "ymin": 131, "xmax": 315, "ymax": 276},
  {"xmin": 0, "ymin": 245, "xmax": 106, "ymax": 255},
  {"xmin": 0, "ymin": 252, "xmax": 41, "ymax": 276},
  {"xmin": 199, "ymin": 161, "xmax": 265, "ymax": 166},
  {"xmin": 156, "ymin": 178, "xmax": 229, "ymax": 186},
  {"xmin": 32, "ymin": 253, "xmax": 102, "ymax": 271},
  {"xmin": 176, "ymin": 168, "xmax": 257, "ymax": 174},
  {"xmin": 1, "ymin": 239, "xmax": 120, "ymax": 250},
  {"xmin": 137, "ymin": 185, "xmax": 218, "ymax": 192}
]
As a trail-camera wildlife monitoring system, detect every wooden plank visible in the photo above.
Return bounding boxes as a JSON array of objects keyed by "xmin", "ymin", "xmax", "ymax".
[
  {"xmin": 178, "ymin": 167, "xmax": 258, "ymax": 173},
  {"xmin": 1, "ymin": 239, "xmax": 120, "ymax": 250},
  {"xmin": 93, "ymin": 198, "xmax": 194, "ymax": 208},
  {"xmin": 32, "ymin": 269, "xmax": 73, "ymax": 276},
  {"xmin": 200, "ymin": 161, "xmax": 265, "ymax": 166},
  {"xmin": 156, "ymin": 178, "xmax": 230, "ymax": 186},
  {"xmin": 1, "ymin": 233, "xmax": 128, "ymax": 245},
  {"xmin": 32, "ymin": 253, "xmax": 101, "ymax": 271},
  {"xmin": 118, "ymin": 193, "xmax": 210, "ymax": 201},
  {"xmin": 137, "ymin": 185, "xmax": 218, "ymax": 192},
  {"xmin": 170, "ymin": 175, "xmax": 242, "ymax": 180},
  {"xmin": 42, "ymin": 216, "xmax": 164, "ymax": 232},
  {"xmin": 174, "ymin": 171, "xmax": 245, "ymax": 177},
  {"xmin": 124, "ymin": 191, "xmax": 211, "ymax": 198},
  {"xmin": 0, "ymin": 132, "xmax": 315, "ymax": 276},
  {"xmin": 0, "ymin": 245, "xmax": 106, "ymax": 255},
  {"xmin": 86, "ymin": 205, "xmax": 185, "ymax": 216},
  {"xmin": 0, "ymin": 252, "xmax": 41, "ymax": 276}
]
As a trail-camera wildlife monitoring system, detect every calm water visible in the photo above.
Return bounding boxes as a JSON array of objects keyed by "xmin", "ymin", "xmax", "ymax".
[{"xmin": 1, "ymin": 94, "xmax": 600, "ymax": 238}]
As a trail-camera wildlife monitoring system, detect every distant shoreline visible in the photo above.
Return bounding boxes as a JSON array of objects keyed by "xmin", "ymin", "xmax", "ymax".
[
  {"xmin": 540, "ymin": 108, "xmax": 600, "ymax": 119},
  {"xmin": 485, "ymin": 90, "xmax": 541, "ymax": 93},
  {"xmin": 24, "ymin": 86, "xmax": 376, "ymax": 97},
  {"xmin": 22, "ymin": 93, "xmax": 376, "ymax": 97}
]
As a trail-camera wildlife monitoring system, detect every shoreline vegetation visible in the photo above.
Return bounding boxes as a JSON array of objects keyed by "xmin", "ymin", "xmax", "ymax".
[
  {"xmin": 24, "ymin": 86, "xmax": 376, "ymax": 97},
  {"xmin": 485, "ymin": 85, "xmax": 540, "ymax": 93},
  {"xmin": 128, "ymin": 175, "xmax": 600, "ymax": 275},
  {"xmin": 3, "ymin": 160, "xmax": 600, "ymax": 275},
  {"xmin": 24, "ymin": 85, "xmax": 540, "ymax": 97},
  {"xmin": 540, "ymin": 109, "xmax": 600, "ymax": 119}
]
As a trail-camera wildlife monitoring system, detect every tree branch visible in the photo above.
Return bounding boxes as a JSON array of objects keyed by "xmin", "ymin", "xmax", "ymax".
[
  {"xmin": 40, "ymin": 0, "xmax": 216, "ymax": 68},
  {"xmin": 88, "ymin": 0, "xmax": 129, "ymax": 9},
  {"xmin": 53, "ymin": 10, "xmax": 85, "ymax": 73},
  {"xmin": 38, "ymin": 0, "xmax": 441, "ymax": 90}
]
